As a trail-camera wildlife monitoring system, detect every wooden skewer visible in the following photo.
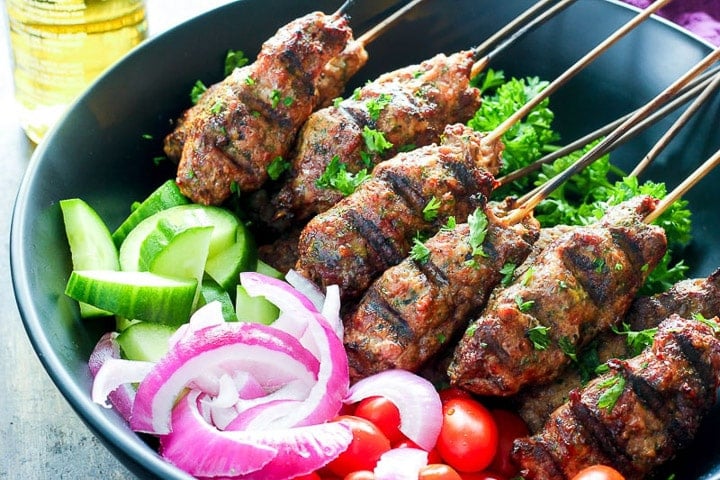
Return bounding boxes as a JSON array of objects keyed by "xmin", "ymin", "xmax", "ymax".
[
  {"xmin": 471, "ymin": 0, "xmax": 578, "ymax": 78},
  {"xmin": 483, "ymin": 0, "xmax": 675, "ymax": 146},
  {"xmin": 498, "ymin": 65, "xmax": 720, "ymax": 186},
  {"xmin": 333, "ymin": 0, "xmax": 356, "ymax": 18},
  {"xmin": 630, "ymin": 71, "xmax": 720, "ymax": 178},
  {"xmin": 645, "ymin": 148, "xmax": 720, "ymax": 224},
  {"xmin": 504, "ymin": 45, "xmax": 720, "ymax": 224},
  {"xmin": 356, "ymin": 0, "xmax": 426, "ymax": 46}
]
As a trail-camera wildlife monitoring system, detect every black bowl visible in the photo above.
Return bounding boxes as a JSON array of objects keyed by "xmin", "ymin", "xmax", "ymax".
[{"xmin": 10, "ymin": 0, "xmax": 720, "ymax": 478}]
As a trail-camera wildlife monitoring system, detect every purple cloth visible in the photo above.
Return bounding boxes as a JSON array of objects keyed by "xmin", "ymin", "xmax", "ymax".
[{"xmin": 623, "ymin": 0, "xmax": 720, "ymax": 45}]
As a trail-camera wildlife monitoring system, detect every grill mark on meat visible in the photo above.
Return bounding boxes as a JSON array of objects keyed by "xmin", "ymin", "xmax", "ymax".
[
  {"xmin": 444, "ymin": 159, "xmax": 483, "ymax": 200},
  {"xmin": 377, "ymin": 169, "xmax": 427, "ymax": 216},
  {"xmin": 346, "ymin": 208, "xmax": 403, "ymax": 267},
  {"xmin": 569, "ymin": 391, "xmax": 636, "ymax": 473},
  {"xmin": 676, "ymin": 331, "xmax": 715, "ymax": 392},
  {"xmin": 415, "ymin": 257, "xmax": 450, "ymax": 289}
]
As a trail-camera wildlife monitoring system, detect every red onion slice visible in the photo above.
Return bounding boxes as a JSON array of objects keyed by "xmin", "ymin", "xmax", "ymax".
[
  {"xmin": 160, "ymin": 391, "xmax": 353, "ymax": 479},
  {"xmin": 345, "ymin": 369, "xmax": 442, "ymax": 451},
  {"xmin": 131, "ymin": 320, "xmax": 319, "ymax": 434},
  {"xmin": 374, "ymin": 447, "xmax": 429, "ymax": 480}
]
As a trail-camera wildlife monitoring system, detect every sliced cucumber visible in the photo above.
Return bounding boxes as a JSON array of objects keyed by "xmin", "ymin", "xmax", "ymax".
[
  {"xmin": 199, "ymin": 277, "xmax": 238, "ymax": 322},
  {"xmin": 235, "ymin": 285, "xmax": 279, "ymax": 325},
  {"xmin": 116, "ymin": 316, "xmax": 141, "ymax": 332},
  {"xmin": 112, "ymin": 180, "xmax": 189, "ymax": 247},
  {"xmin": 255, "ymin": 259, "xmax": 284, "ymax": 280},
  {"xmin": 205, "ymin": 222, "xmax": 257, "ymax": 291},
  {"xmin": 60, "ymin": 198, "xmax": 120, "ymax": 318},
  {"xmin": 65, "ymin": 270, "xmax": 197, "ymax": 326},
  {"xmin": 116, "ymin": 321, "xmax": 177, "ymax": 362},
  {"xmin": 119, "ymin": 204, "xmax": 239, "ymax": 272}
]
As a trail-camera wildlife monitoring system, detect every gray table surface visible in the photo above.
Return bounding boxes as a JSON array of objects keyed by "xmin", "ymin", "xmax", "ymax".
[{"xmin": 0, "ymin": 2, "xmax": 233, "ymax": 478}]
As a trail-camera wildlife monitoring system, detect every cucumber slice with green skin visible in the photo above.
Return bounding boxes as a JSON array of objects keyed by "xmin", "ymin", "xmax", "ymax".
[
  {"xmin": 119, "ymin": 204, "xmax": 239, "ymax": 272},
  {"xmin": 146, "ymin": 225, "xmax": 214, "ymax": 310},
  {"xmin": 116, "ymin": 322, "xmax": 177, "ymax": 362},
  {"xmin": 235, "ymin": 285, "xmax": 279, "ymax": 325},
  {"xmin": 205, "ymin": 223, "xmax": 257, "ymax": 292},
  {"xmin": 60, "ymin": 198, "xmax": 120, "ymax": 318},
  {"xmin": 112, "ymin": 180, "xmax": 190, "ymax": 247},
  {"xmin": 116, "ymin": 316, "xmax": 141, "ymax": 332},
  {"xmin": 199, "ymin": 277, "xmax": 237, "ymax": 322},
  {"xmin": 255, "ymin": 259, "xmax": 284, "ymax": 280},
  {"xmin": 65, "ymin": 270, "xmax": 197, "ymax": 326}
]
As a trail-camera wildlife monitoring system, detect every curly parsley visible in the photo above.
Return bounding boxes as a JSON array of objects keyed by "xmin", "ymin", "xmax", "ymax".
[
  {"xmin": 315, "ymin": 156, "xmax": 370, "ymax": 196},
  {"xmin": 597, "ymin": 374, "xmax": 626, "ymax": 412}
]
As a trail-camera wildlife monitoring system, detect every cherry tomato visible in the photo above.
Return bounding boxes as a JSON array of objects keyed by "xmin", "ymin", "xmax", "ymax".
[
  {"xmin": 436, "ymin": 397, "xmax": 499, "ymax": 473},
  {"xmin": 418, "ymin": 464, "xmax": 463, "ymax": 480},
  {"xmin": 488, "ymin": 409, "xmax": 529, "ymax": 477},
  {"xmin": 291, "ymin": 473, "xmax": 321, "ymax": 480},
  {"xmin": 438, "ymin": 386, "xmax": 473, "ymax": 403},
  {"xmin": 393, "ymin": 439, "xmax": 443, "ymax": 464},
  {"xmin": 325, "ymin": 415, "xmax": 391, "ymax": 477},
  {"xmin": 571, "ymin": 465, "xmax": 625, "ymax": 480},
  {"xmin": 353, "ymin": 396, "xmax": 404, "ymax": 443},
  {"xmin": 343, "ymin": 470, "xmax": 375, "ymax": 480}
]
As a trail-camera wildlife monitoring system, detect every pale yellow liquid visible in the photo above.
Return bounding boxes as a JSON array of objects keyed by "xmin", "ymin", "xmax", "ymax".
[{"xmin": 7, "ymin": 0, "xmax": 147, "ymax": 143}]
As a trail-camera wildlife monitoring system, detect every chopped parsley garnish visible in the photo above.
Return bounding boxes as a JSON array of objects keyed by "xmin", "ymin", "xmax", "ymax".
[
  {"xmin": 500, "ymin": 263, "xmax": 516, "ymax": 286},
  {"xmin": 209, "ymin": 100, "xmax": 223, "ymax": 114},
  {"xmin": 515, "ymin": 295, "xmax": 535, "ymax": 313},
  {"xmin": 366, "ymin": 93, "xmax": 392, "ymax": 121},
  {"xmin": 270, "ymin": 89, "xmax": 282, "ymax": 109},
  {"xmin": 423, "ymin": 196, "xmax": 442, "ymax": 222},
  {"xmin": 190, "ymin": 80, "xmax": 207, "ymax": 104},
  {"xmin": 694, "ymin": 313, "xmax": 720, "ymax": 333},
  {"xmin": 441, "ymin": 216, "xmax": 457, "ymax": 232},
  {"xmin": 267, "ymin": 156, "xmax": 290, "ymax": 181},
  {"xmin": 597, "ymin": 374, "xmax": 626, "ymax": 412},
  {"xmin": 152, "ymin": 156, "xmax": 167, "ymax": 166},
  {"xmin": 283, "ymin": 95, "xmax": 294, "ymax": 107},
  {"xmin": 612, "ymin": 322, "xmax": 657, "ymax": 356},
  {"xmin": 362, "ymin": 126, "xmax": 393, "ymax": 155},
  {"xmin": 245, "ymin": 76, "xmax": 256, "ymax": 86},
  {"xmin": 141, "ymin": 133, "xmax": 153, "ymax": 140},
  {"xmin": 229, "ymin": 181, "xmax": 239, "ymax": 195},
  {"xmin": 333, "ymin": 97, "xmax": 343, "ymax": 108},
  {"xmin": 315, "ymin": 155, "xmax": 370, "ymax": 196},
  {"xmin": 224, "ymin": 49, "xmax": 249, "ymax": 76},
  {"xmin": 410, "ymin": 235, "xmax": 431, "ymax": 264},
  {"xmin": 527, "ymin": 324, "xmax": 550, "ymax": 350},
  {"xmin": 521, "ymin": 266, "xmax": 535, "ymax": 286},
  {"xmin": 352, "ymin": 87, "xmax": 362, "ymax": 101},
  {"xmin": 559, "ymin": 336, "xmax": 577, "ymax": 361},
  {"xmin": 467, "ymin": 208, "xmax": 489, "ymax": 258}
]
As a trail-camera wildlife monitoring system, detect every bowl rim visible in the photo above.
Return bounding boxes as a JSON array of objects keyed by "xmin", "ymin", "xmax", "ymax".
[{"xmin": 9, "ymin": 0, "xmax": 718, "ymax": 478}]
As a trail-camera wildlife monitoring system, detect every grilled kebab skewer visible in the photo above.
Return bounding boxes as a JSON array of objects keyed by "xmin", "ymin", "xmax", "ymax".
[
  {"xmin": 512, "ymin": 314, "xmax": 720, "ymax": 480},
  {"xmin": 447, "ymin": 195, "xmax": 668, "ymax": 396},
  {"xmin": 343, "ymin": 199, "xmax": 540, "ymax": 380},
  {"xmin": 294, "ymin": 123, "xmax": 502, "ymax": 301},
  {"xmin": 516, "ymin": 269, "xmax": 720, "ymax": 433},
  {"xmin": 271, "ymin": 0, "xmax": 579, "ymax": 225},
  {"xmin": 165, "ymin": 0, "xmax": 432, "ymax": 206}
]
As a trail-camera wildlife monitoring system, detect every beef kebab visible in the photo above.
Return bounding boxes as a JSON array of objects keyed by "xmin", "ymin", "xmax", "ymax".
[
  {"xmin": 447, "ymin": 195, "xmax": 668, "ymax": 396},
  {"xmin": 512, "ymin": 314, "xmax": 720, "ymax": 480},
  {"xmin": 270, "ymin": 0, "xmax": 587, "ymax": 226},
  {"xmin": 164, "ymin": 0, "xmax": 433, "ymax": 206},
  {"xmin": 293, "ymin": 0, "xmax": 672, "ymax": 302},
  {"xmin": 516, "ymin": 268, "xmax": 720, "ymax": 433},
  {"xmin": 448, "ymin": 130, "xmax": 720, "ymax": 398}
]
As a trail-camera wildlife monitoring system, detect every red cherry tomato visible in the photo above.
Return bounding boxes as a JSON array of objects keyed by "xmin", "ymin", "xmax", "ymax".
[
  {"xmin": 488, "ymin": 409, "xmax": 530, "ymax": 477},
  {"xmin": 343, "ymin": 470, "xmax": 375, "ymax": 480},
  {"xmin": 571, "ymin": 465, "xmax": 625, "ymax": 480},
  {"xmin": 418, "ymin": 464, "xmax": 463, "ymax": 480},
  {"xmin": 325, "ymin": 415, "xmax": 391, "ymax": 477},
  {"xmin": 353, "ymin": 396, "xmax": 404, "ymax": 443},
  {"xmin": 436, "ymin": 397, "xmax": 499, "ymax": 473},
  {"xmin": 438, "ymin": 386, "xmax": 473, "ymax": 403},
  {"xmin": 393, "ymin": 439, "xmax": 443, "ymax": 464}
]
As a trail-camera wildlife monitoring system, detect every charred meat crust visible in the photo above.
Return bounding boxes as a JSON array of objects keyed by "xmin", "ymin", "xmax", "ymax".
[
  {"xmin": 168, "ymin": 12, "xmax": 354, "ymax": 205},
  {"xmin": 343, "ymin": 205, "xmax": 540, "ymax": 380},
  {"xmin": 294, "ymin": 123, "xmax": 501, "ymax": 301},
  {"xmin": 516, "ymin": 267, "xmax": 720, "ymax": 433},
  {"xmin": 513, "ymin": 315, "xmax": 720, "ymax": 480},
  {"xmin": 447, "ymin": 196, "xmax": 667, "ymax": 397},
  {"xmin": 272, "ymin": 51, "xmax": 482, "ymax": 222}
]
